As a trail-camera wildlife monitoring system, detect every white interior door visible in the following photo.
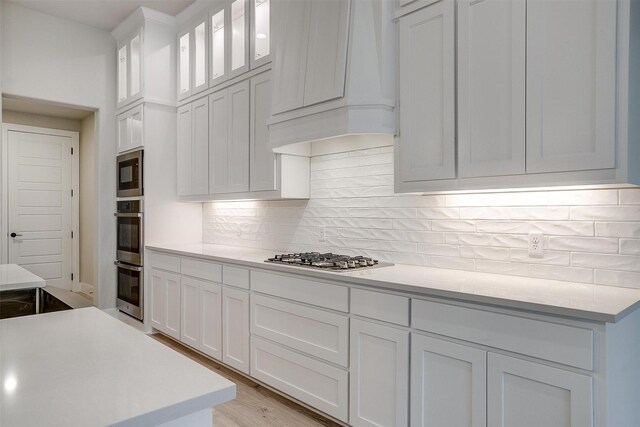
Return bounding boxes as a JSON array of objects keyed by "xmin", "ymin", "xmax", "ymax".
[{"xmin": 7, "ymin": 128, "xmax": 76, "ymax": 289}]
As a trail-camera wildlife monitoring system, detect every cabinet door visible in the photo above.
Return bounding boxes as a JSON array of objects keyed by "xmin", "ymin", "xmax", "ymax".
[
  {"xmin": 398, "ymin": 1, "xmax": 456, "ymax": 184},
  {"xmin": 128, "ymin": 31, "xmax": 142, "ymax": 102},
  {"xmin": 227, "ymin": 80, "xmax": 250, "ymax": 193},
  {"xmin": 457, "ymin": 0, "xmax": 525, "ymax": 178},
  {"xmin": 487, "ymin": 353, "xmax": 593, "ymax": 427},
  {"xmin": 210, "ymin": 5, "xmax": 227, "ymax": 86},
  {"xmin": 222, "ymin": 286, "xmax": 250, "ymax": 374},
  {"xmin": 526, "ymin": 0, "xmax": 616, "ymax": 173},
  {"xmin": 164, "ymin": 271, "xmax": 182, "ymax": 340},
  {"xmin": 250, "ymin": 0, "xmax": 271, "ymax": 69},
  {"xmin": 303, "ymin": 0, "xmax": 349, "ymax": 107},
  {"xmin": 117, "ymin": 43, "xmax": 128, "ymax": 107},
  {"xmin": 209, "ymin": 89, "xmax": 229, "ymax": 194},
  {"xmin": 149, "ymin": 268, "xmax": 166, "ymax": 332},
  {"xmin": 192, "ymin": 97, "xmax": 210, "ymax": 195},
  {"xmin": 200, "ymin": 281, "xmax": 223, "ymax": 360},
  {"xmin": 178, "ymin": 30, "xmax": 191, "ymax": 100},
  {"xmin": 411, "ymin": 334, "xmax": 486, "ymax": 427},
  {"xmin": 181, "ymin": 276, "xmax": 200, "ymax": 348},
  {"xmin": 350, "ymin": 319, "xmax": 409, "ymax": 427},
  {"xmin": 229, "ymin": 0, "xmax": 250, "ymax": 79},
  {"xmin": 176, "ymin": 104, "xmax": 192, "ymax": 196},
  {"xmin": 129, "ymin": 104, "xmax": 143, "ymax": 151},
  {"xmin": 270, "ymin": 0, "xmax": 310, "ymax": 114},
  {"xmin": 250, "ymin": 71, "xmax": 276, "ymax": 192},
  {"xmin": 117, "ymin": 113, "xmax": 130, "ymax": 154},
  {"xmin": 192, "ymin": 19, "xmax": 209, "ymax": 96}
]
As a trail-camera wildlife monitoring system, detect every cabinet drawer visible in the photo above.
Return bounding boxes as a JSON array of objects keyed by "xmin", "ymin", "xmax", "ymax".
[
  {"xmin": 250, "ymin": 336, "xmax": 349, "ymax": 422},
  {"xmin": 351, "ymin": 288, "xmax": 409, "ymax": 326},
  {"xmin": 148, "ymin": 252, "xmax": 180, "ymax": 273},
  {"xmin": 223, "ymin": 265, "xmax": 250, "ymax": 289},
  {"xmin": 251, "ymin": 270, "xmax": 348, "ymax": 312},
  {"xmin": 181, "ymin": 258, "xmax": 222, "ymax": 283},
  {"xmin": 412, "ymin": 299, "xmax": 594, "ymax": 370},
  {"xmin": 251, "ymin": 294, "xmax": 349, "ymax": 367}
]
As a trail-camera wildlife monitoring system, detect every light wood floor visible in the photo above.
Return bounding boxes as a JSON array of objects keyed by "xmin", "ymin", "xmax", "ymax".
[{"xmin": 151, "ymin": 333, "xmax": 342, "ymax": 427}]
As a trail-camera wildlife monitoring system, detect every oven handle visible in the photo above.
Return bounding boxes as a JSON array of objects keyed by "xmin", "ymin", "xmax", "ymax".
[
  {"xmin": 114, "ymin": 212, "xmax": 143, "ymax": 218},
  {"xmin": 114, "ymin": 261, "xmax": 143, "ymax": 271}
]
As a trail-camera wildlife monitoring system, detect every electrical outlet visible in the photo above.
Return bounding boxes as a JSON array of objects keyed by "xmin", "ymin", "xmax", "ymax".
[
  {"xmin": 528, "ymin": 233, "xmax": 544, "ymax": 258},
  {"xmin": 318, "ymin": 226, "xmax": 326, "ymax": 242}
]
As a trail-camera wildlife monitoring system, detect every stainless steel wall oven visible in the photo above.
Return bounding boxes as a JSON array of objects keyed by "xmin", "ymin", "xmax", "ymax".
[{"xmin": 115, "ymin": 199, "xmax": 143, "ymax": 319}]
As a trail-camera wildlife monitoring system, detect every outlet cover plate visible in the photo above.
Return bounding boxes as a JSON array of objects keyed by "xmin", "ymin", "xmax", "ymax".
[{"xmin": 528, "ymin": 233, "xmax": 544, "ymax": 258}]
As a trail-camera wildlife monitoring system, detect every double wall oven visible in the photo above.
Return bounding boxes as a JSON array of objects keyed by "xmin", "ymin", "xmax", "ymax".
[{"xmin": 115, "ymin": 150, "xmax": 144, "ymax": 320}]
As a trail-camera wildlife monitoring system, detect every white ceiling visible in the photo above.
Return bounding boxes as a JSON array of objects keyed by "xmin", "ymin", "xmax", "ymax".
[
  {"xmin": 2, "ymin": 96, "xmax": 95, "ymax": 120},
  {"xmin": 7, "ymin": 0, "xmax": 195, "ymax": 31}
]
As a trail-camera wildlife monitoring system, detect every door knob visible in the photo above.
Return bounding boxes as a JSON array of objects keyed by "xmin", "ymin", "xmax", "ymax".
[{"xmin": 10, "ymin": 232, "xmax": 23, "ymax": 238}]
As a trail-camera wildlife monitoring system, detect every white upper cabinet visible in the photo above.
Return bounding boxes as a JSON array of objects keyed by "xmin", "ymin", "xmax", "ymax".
[
  {"xmin": 113, "ymin": 8, "xmax": 176, "ymax": 112},
  {"xmin": 526, "ymin": 0, "xmax": 617, "ymax": 174},
  {"xmin": 229, "ymin": 0, "xmax": 250, "ymax": 79},
  {"xmin": 397, "ymin": 0, "xmax": 456, "ymax": 183},
  {"xmin": 178, "ymin": 17, "xmax": 208, "ymax": 100},
  {"xmin": 457, "ymin": 0, "xmax": 525, "ymax": 178},
  {"xmin": 396, "ymin": 0, "xmax": 637, "ymax": 192},
  {"xmin": 176, "ymin": 98, "xmax": 209, "ymax": 196},
  {"xmin": 269, "ymin": 0, "xmax": 396, "ymax": 148},
  {"xmin": 117, "ymin": 104, "xmax": 144, "ymax": 154}
]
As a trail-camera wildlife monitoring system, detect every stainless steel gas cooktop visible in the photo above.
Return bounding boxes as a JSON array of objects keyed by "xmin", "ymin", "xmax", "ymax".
[{"xmin": 265, "ymin": 252, "xmax": 393, "ymax": 271}]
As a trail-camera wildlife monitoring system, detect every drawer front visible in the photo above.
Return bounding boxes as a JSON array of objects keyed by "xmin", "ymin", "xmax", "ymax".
[
  {"xmin": 250, "ymin": 336, "xmax": 349, "ymax": 422},
  {"xmin": 182, "ymin": 258, "xmax": 222, "ymax": 283},
  {"xmin": 251, "ymin": 294, "xmax": 349, "ymax": 367},
  {"xmin": 223, "ymin": 265, "xmax": 250, "ymax": 289},
  {"xmin": 251, "ymin": 270, "xmax": 349, "ymax": 312},
  {"xmin": 412, "ymin": 299, "xmax": 594, "ymax": 370},
  {"xmin": 148, "ymin": 251, "xmax": 180, "ymax": 273},
  {"xmin": 351, "ymin": 288, "xmax": 410, "ymax": 326}
]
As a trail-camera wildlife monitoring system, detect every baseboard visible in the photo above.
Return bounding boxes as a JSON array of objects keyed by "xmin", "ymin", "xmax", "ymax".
[{"xmin": 80, "ymin": 282, "xmax": 94, "ymax": 295}]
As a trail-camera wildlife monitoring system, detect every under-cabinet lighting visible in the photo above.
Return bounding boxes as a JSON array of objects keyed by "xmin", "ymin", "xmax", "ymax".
[{"xmin": 256, "ymin": 33, "xmax": 267, "ymax": 39}]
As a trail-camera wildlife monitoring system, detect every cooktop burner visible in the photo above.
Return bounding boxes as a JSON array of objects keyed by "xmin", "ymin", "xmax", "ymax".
[{"xmin": 265, "ymin": 252, "xmax": 393, "ymax": 271}]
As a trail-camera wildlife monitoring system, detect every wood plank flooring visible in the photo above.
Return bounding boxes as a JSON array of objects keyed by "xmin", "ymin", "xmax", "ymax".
[{"xmin": 150, "ymin": 333, "xmax": 343, "ymax": 427}]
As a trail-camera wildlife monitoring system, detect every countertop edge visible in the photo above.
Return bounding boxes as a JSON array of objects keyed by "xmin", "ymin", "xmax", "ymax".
[{"xmin": 145, "ymin": 245, "xmax": 636, "ymax": 323}]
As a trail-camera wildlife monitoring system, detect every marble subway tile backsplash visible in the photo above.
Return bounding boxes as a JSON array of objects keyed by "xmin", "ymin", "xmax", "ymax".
[{"xmin": 203, "ymin": 145, "xmax": 640, "ymax": 289}]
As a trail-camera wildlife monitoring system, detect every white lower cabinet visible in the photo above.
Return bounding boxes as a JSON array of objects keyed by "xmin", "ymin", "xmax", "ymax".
[
  {"xmin": 149, "ymin": 267, "xmax": 181, "ymax": 340},
  {"xmin": 180, "ymin": 276, "xmax": 223, "ymax": 360},
  {"xmin": 199, "ymin": 281, "xmax": 223, "ymax": 360},
  {"xmin": 410, "ymin": 334, "xmax": 486, "ymax": 427},
  {"xmin": 222, "ymin": 286, "xmax": 250, "ymax": 374},
  {"xmin": 250, "ymin": 336, "xmax": 349, "ymax": 422},
  {"xmin": 487, "ymin": 353, "xmax": 593, "ymax": 427},
  {"xmin": 350, "ymin": 318, "xmax": 409, "ymax": 427}
]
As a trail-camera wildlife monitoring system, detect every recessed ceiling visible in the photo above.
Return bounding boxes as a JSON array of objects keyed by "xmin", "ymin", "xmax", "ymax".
[
  {"xmin": 6, "ymin": 0, "xmax": 195, "ymax": 31},
  {"xmin": 2, "ymin": 96, "xmax": 94, "ymax": 120}
]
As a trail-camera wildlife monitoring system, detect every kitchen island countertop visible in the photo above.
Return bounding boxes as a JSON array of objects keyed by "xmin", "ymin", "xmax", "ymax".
[
  {"xmin": 147, "ymin": 243, "xmax": 640, "ymax": 323},
  {"xmin": 0, "ymin": 264, "xmax": 46, "ymax": 291},
  {"xmin": 0, "ymin": 307, "xmax": 235, "ymax": 426}
]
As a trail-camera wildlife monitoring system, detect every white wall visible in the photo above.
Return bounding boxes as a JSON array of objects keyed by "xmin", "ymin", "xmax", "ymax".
[
  {"xmin": 204, "ymin": 142, "xmax": 640, "ymax": 289},
  {"xmin": 80, "ymin": 114, "xmax": 95, "ymax": 291},
  {"xmin": 2, "ymin": 110, "xmax": 81, "ymax": 131},
  {"xmin": 1, "ymin": 2, "xmax": 116, "ymax": 308}
]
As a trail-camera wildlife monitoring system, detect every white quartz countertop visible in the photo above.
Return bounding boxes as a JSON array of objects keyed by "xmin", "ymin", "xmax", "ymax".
[
  {"xmin": 147, "ymin": 243, "xmax": 640, "ymax": 323},
  {"xmin": 0, "ymin": 264, "xmax": 46, "ymax": 291},
  {"xmin": 0, "ymin": 307, "xmax": 236, "ymax": 427}
]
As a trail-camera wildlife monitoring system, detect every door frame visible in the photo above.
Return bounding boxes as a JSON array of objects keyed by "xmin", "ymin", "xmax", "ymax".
[{"xmin": 1, "ymin": 123, "xmax": 80, "ymax": 291}]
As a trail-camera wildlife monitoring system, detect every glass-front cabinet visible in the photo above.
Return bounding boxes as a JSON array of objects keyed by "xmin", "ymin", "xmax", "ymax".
[
  {"xmin": 117, "ymin": 29, "xmax": 143, "ymax": 109},
  {"xmin": 251, "ymin": 0, "xmax": 270, "ymax": 68},
  {"xmin": 180, "ymin": 0, "xmax": 270, "ymax": 99},
  {"xmin": 178, "ymin": 17, "xmax": 208, "ymax": 100}
]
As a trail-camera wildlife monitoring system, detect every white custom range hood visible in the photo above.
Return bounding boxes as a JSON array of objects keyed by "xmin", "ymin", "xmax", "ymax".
[{"xmin": 267, "ymin": 0, "xmax": 396, "ymax": 153}]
